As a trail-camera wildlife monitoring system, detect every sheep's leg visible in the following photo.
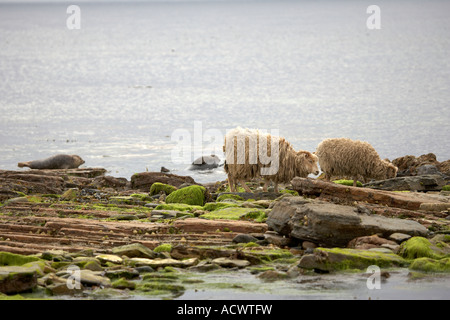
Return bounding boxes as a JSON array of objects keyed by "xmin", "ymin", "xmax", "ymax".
[
  {"xmin": 353, "ymin": 176, "xmax": 359, "ymax": 187},
  {"xmin": 227, "ymin": 175, "xmax": 235, "ymax": 192},
  {"xmin": 273, "ymin": 182, "xmax": 279, "ymax": 194},
  {"xmin": 262, "ymin": 179, "xmax": 269, "ymax": 192},
  {"xmin": 323, "ymin": 173, "xmax": 331, "ymax": 181},
  {"xmin": 239, "ymin": 179, "xmax": 253, "ymax": 193}
]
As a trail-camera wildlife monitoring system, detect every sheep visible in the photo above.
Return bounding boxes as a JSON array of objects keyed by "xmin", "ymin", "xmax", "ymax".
[
  {"xmin": 223, "ymin": 127, "xmax": 319, "ymax": 193},
  {"xmin": 315, "ymin": 138, "xmax": 398, "ymax": 187}
]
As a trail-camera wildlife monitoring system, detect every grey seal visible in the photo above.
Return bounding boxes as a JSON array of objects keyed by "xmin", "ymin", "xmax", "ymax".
[{"xmin": 18, "ymin": 154, "xmax": 85, "ymax": 169}]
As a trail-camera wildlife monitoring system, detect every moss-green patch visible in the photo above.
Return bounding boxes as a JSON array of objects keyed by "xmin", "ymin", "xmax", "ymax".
[
  {"xmin": 165, "ymin": 185, "xmax": 206, "ymax": 206},
  {"xmin": 409, "ymin": 257, "xmax": 450, "ymax": 273},
  {"xmin": 130, "ymin": 194, "xmax": 153, "ymax": 202},
  {"xmin": 203, "ymin": 202, "xmax": 239, "ymax": 211},
  {"xmin": 112, "ymin": 277, "xmax": 136, "ymax": 290},
  {"xmin": 398, "ymin": 237, "xmax": 450, "ymax": 260},
  {"xmin": 153, "ymin": 244, "xmax": 172, "ymax": 253},
  {"xmin": 154, "ymin": 203, "xmax": 203, "ymax": 212},
  {"xmin": 333, "ymin": 180, "xmax": 363, "ymax": 187},
  {"xmin": 201, "ymin": 207, "xmax": 267, "ymax": 222},
  {"xmin": 0, "ymin": 252, "xmax": 41, "ymax": 266},
  {"xmin": 280, "ymin": 189, "xmax": 299, "ymax": 196},
  {"xmin": 243, "ymin": 247, "xmax": 294, "ymax": 263},
  {"xmin": 149, "ymin": 183, "xmax": 177, "ymax": 196},
  {"xmin": 216, "ymin": 194, "xmax": 244, "ymax": 202},
  {"xmin": 301, "ymin": 248, "xmax": 409, "ymax": 272},
  {"xmin": 442, "ymin": 185, "xmax": 450, "ymax": 191}
]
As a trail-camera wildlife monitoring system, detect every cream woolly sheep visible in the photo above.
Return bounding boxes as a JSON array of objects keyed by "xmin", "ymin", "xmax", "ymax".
[
  {"xmin": 223, "ymin": 127, "xmax": 319, "ymax": 193},
  {"xmin": 315, "ymin": 138, "xmax": 398, "ymax": 186}
]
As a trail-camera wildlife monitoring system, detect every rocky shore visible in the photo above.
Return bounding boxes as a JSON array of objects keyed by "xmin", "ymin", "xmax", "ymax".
[{"xmin": 0, "ymin": 153, "xmax": 449, "ymax": 300}]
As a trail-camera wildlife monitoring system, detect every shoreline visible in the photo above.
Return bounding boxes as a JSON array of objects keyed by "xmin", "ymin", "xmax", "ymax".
[{"xmin": 0, "ymin": 154, "xmax": 449, "ymax": 300}]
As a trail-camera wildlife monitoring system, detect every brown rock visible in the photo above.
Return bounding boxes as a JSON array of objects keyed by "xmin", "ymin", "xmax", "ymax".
[
  {"xmin": 172, "ymin": 218, "xmax": 268, "ymax": 234},
  {"xmin": 291, "ymin": 177, "xmax": 447, "ymax": 210},
  {"xmin": 267, "ymin": 196, "xmax": 428, "ymax": 247},
  {"xmin": 347, "ymin": 234, "xmax": 398, "ymax": 250},
  {"xmin": 130, "ymin": 172, "xmax": 196, "ymax": 191}
]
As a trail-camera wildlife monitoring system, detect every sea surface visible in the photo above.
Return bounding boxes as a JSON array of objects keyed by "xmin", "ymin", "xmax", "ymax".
[{"xmin": 0, "ymin": 0, "xmax": 449, "ymax": 183}]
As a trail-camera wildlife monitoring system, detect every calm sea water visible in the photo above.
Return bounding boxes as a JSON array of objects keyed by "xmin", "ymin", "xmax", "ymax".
[{"xmin": 1, "ymin": 0, "xmax": 449, "ymax": 183}]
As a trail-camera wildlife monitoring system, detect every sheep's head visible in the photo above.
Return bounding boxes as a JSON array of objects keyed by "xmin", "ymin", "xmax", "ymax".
[
  {"xmin": 384, "ymin": 161, "xmax": 398, "ymax": 179},
  {"xmin": 296, "ymin": 151, "xmax": 320, "ymax": 176}
]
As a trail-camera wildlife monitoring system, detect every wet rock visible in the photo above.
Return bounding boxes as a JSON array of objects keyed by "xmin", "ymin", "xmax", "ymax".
[
  {"xmin": 0, "ymin": 266, "xmax": 38, "ymax": 294},
  {"xmin": 189, "ymin": 155, "xmax": 221, "ymax": 170},
  {"xmin": 173, "ymin": 217, "xmax": 268, "ymax": 234},
  {"xmin": 264, "ymin": 232, "xmax": 292, "ymax": 247},
  {"xmin": 409, "ymin": 257, "xmax": 450, "ymax": 273},
  {"xmin": 298, "ymin": 248, "xmax": 408, "ymax": 272},
  {"xmin": 111, "ymin": 243, "xmax": 156, "ymax": 259},
  {"xmin": 90, "ymin": 175, "xmax": 129, "ymax": 190},
  {"xmin": 347, "ymin": 235, "xmax": 398, "ymax": 250},
  {"xmin": 232, "ymin": 234, "xmax": 259, "ymax": 244},
  {"xmin": 95, "ymin": 254, "xmax": 123, "ymax": 265},
  {"xmin": 130, "ymin": 172, "xmax": 196, "ymax": 191},
  {"xmin": 257, "ymin": 270, "xmax": 289, "ymax": 281},
  {"xmin": 267, "ymin": 196, "xmax": 428, "ymax": 247},
  {"xmin": 291, "ymin": 177, "xmax": 448, "ymax": 210},
  {"xmin": 397, "ymin": 236, "xmax": 450, "ymax": 260},
  {"xmin": 363, "ymin": 175, "xmax": 447, "ymax": 192},
  {"xmin": 78, "ymin": 270, "xmax": 111, "ymax": 287},
  {"xmin": 392, "ymin": 153, "xmax": 441, "ymax": 177},
  {"xmin": 128, "ymin": 257, "xmax": 198, "ymax": 268},
  {"xmin": 212, "ymin": 257, "xmax": 250, "ymax": 268},
  {"xmin": 388, "ymin": 233, "xmax": 412, "ymax": 243},
  {"xmin": 165, "ymin": 185, "xmax": 206, "ymax": 206}
]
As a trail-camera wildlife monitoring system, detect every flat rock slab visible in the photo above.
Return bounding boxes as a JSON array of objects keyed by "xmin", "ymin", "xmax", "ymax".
[
  {"xmin": 298, "ymin": 248, "xmax": 409, "ymax": 272},
  {"xmin": 267, "ymin": 196, "xmax": 428, "ymax": 247},
  {"xmin": 291, "ymin": 177, "xmax": 449, "ymax": 210},
  {"xmin": 173, "ymin": 218, "xmax": 268, "ymax": 234},
  {"xmin": 363, "ymin": 174, "xmax": 448, "ymax": 192},
  {"xmin": 128, "ymin": 257, "xmax": 198, "ymax": 268},
  {"xmin": 0, "ymin": 266, "xmax": 38, "ymax": 294}
]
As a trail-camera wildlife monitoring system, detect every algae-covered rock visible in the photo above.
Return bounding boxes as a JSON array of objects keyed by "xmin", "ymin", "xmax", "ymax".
[
  {"xmin": 398, "ymin": 236, "xmax": 450, "ymax": 260},
  {"xmin": 0, "ymin": 266, "xmax": 38, "ymax": 294},
  {"xmin": 165, "ymin": 185, "xmax": 206, "ymax": 206},
  {"xmin": 333, "ymin": 180, "xmax": 363, "ymax": 187},
  {"xmin": 298, "ymin": 248, "xmax": 408, "ymax": 272},
  {"xmin": 409, "ymin": 257, "xmax": 450, "ymax": 273},
  {"xmin": 0, "ymin": 252, "xmax": 41, "ymax": 266},
  {"xmin": 203, "ymin": 202, "xmax": 239, "ymax": 211},
  {"xmin": 149, "ymin": 183, "xmax": 177, "ymax": 196},
  {"xmin": 153, "ymin": 244, "xmax": 172, "ymax": 253},
  {"xmin": 112, "ymin": 277, "xmax": 136, "ymax": 290},
  {"xmin": 201, "ymin": 207, "xmax": 267, "ymax": 222},
  {"xmin": 111, "ymin": 243, "xmax": 156, "ymax": 259},
  {"xmin": 216, "ymin": 194, "xmax": 244, "ymax": 202},
  {"xmin": 154, "ymin": 203, "xmax": 203, "ymax": 212}
]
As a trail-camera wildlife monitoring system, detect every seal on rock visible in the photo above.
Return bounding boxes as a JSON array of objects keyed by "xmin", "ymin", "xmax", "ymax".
[
  {"xmin": 18, "ymin": 154, "xmax": 85, "ymax": 169},
  {"xmin": 188, "ymin": 155, "xmax": 221, "ymax": 170}
]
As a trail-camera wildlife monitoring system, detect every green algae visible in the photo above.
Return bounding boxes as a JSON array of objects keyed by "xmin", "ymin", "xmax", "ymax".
[
  {"xmin": 165, "ymin": 185, "xmax": 206, "ymax": 206},
  {"xmin": 149, "ymin": 183, "xmax": 177, "ymax": 196},
  {"xmin": 201, "ymin": 207, "xmax": 267, "ymax": 222},
  {"xmin": 154, "ymin": 203, "xmax": 203, "ymax": 212},
  {"xmin": 153, "ymin": 244, "xmax": 173, "ymax": 253},
  {"xmin": 300, "ymin": 248, "xmax": 409, "ymax": 272},
  {"xmin": 0, "ymin": 252, "xmax": 41, "ymax": 266},
  {"xmin": 409, "ymin": 257, "xmax": 450, "ymax": 273},
  {"xmin": 216, "ymin": 194, "xmax": 244, "ymax": 202},
  {"xmin": 203, "ymin": 202, "xmax": 239, "ymax": 211},
  {"xmin": 398, "ymin": 237, "xmax": 450, "ymax": 260},
  {"xmin": 333, "ymin": 180, "xmax": 363, "ymax": 187}
]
